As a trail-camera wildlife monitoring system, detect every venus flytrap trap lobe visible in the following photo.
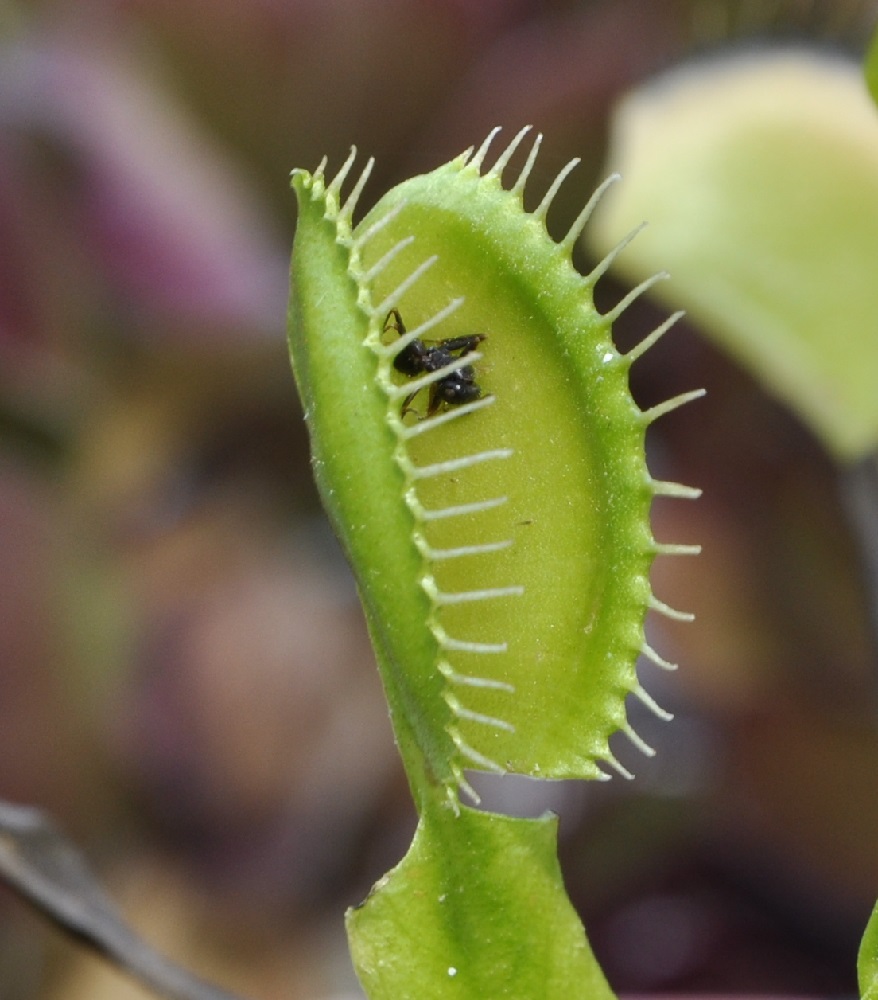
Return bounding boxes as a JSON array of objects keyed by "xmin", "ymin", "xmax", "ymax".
[
  {"xmin": 290, "ymin": 125, "xmax": 700, "ymax": 802},
  {"xmin": 288, "ymin": 126, "xmax": 702, "ymax": 998}
]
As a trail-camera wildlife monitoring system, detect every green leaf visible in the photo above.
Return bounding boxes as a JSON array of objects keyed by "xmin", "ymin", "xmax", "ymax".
[
  {"xmin": 288, "ymin": 128, "xmax": 700, "ymax": 999},
  {"xmin": 866, "ymin": 27, "xmax": 878, "ymax": 107},
  {"xmin": 289, "ymin": 130, "xmax": 699, "ymax": 811},
  {"xmin": 861, "ymin": 900, "xmax": 878, "ymax": 1000},
  {"xmin": 347, "ymin": 803, "xmax": 615, "ymax": 1000},
  {"xmin": 589, "ymin": 50, "xmax": 878, "ymax": 461}
]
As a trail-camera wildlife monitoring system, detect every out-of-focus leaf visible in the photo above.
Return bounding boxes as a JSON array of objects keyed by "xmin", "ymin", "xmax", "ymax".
[
  {"xmin": 0, "ymin": 801, "xmax": 243, "ymax": 1000},
  {"xmin": 590, "ymin": 50, "xmax": 878, "ymax": 461},
  {"xmin": 866, "ymin": 26, "xmax": 878, "ymax": 107},
  {"xmin": 859, "ymin": 899, "xmax": 878, "ymax": 1000},
  {"xmin": 346, "ymin": 804, "xmax": 615, "ymax": 1000},
  {"xmin": 0, "ymin": 38, "xmax": 288, "ymax": 338}
]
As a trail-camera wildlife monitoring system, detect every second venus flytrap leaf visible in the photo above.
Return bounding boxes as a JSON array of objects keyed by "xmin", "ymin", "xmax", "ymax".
[{"xmin": 288, "ymin": 127, "xmax": 702, "ymax": 999}]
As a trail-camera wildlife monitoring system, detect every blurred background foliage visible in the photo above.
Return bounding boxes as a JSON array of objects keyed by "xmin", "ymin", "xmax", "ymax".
[{"xmin": 1, "ymin": 1, "xmax": 878, "ymax": 997}]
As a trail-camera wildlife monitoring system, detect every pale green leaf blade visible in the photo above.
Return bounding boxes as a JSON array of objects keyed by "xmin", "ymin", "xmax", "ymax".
[
  {"xmin": 346, "ymin": 805, "xmax": 616, "ymax": 1000},
  {"xmin": 860, "ymin": 900, "xmax": 878, "ymax": 1000},
  {"xmin": 590, "ymin": 50, "xmax": 878, "ymax": 460}
]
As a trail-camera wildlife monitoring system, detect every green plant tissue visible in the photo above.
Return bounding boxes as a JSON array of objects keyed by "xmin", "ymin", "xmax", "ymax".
[{"xmin": 589, "ymin": 49, "xmax": 878, "ymax": 461}]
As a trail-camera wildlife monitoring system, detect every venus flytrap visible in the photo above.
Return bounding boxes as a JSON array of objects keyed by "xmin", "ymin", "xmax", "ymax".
[
  {"xmin": 288, "ymin": 126, "xmax": 702, "ymax": 999},
  {"xmin": 862, "ymin": 901, "xmax": 878, "ymax": 1000}
]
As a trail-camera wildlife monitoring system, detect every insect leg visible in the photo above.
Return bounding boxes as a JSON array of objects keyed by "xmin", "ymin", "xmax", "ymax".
[
  {"xmin": 439, "ymin": 333, "xmax": 486, "ymax": 357},
  {"xmin": 383, "ymin": 308, "xmax": 406, "ymax": 337},
  {"xmin": 401, "ymin": 387, "xmax": 422, "ymax": 419}
]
